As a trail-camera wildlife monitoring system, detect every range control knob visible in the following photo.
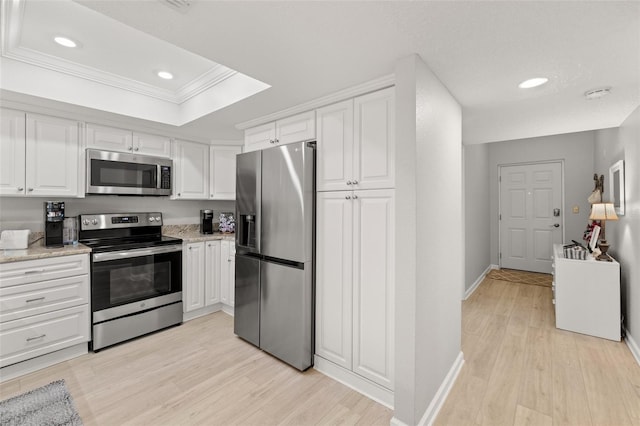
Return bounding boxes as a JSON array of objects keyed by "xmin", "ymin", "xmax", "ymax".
[
  {"xmin": 149, "ymin": 217, "xmax": 155, "ymax": 222},
  {"xmin": 91, "ymin": 219, "xmax": 98, "ymax": 225},
  {"xmin": 82, "ymin": 219, "xmax": 90, "ymax": 226},
  {"xmin": 155, "ymin": 216, "xmax": 161, "ymax": 222}
]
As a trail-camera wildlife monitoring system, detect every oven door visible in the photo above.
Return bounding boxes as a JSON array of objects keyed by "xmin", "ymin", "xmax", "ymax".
[{"xmin": 91, "ymin": 244, "xmax": 182, "ymax": 321}]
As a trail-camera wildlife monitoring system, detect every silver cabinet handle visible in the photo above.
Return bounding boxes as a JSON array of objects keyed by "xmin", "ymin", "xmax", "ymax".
[
  {"xmin": 134, "ymin": 147, "xmax": 139, "ymax": 151},
  {"xmin": 26, "ymin": 334, "xmax": 46, "ymax": 342},
  {"xmin": 352, "ymin": 180, "xmax": 359, "ymax": 185},
  {"xmin": 178, "ymin": 193, "xmax": 181, "ymax": 197},
  {"xmin": 17, "ymin": 187, "xmax": 24, "ymax": 191},
  {"xmin": 353, "ymin": 195, "xmax": 358, "ymax": 199},
  {"xmin": 550, "ymin": 223, "xmax": 560, "ymax": 228},
  {"xmin": 270, "ymin": 139, "xmax": 275, "ymax": 144},
  {"xmin": 346, "ymin": 181, "xmax": 352, "ymax": 185},
  {"xmin": 128, "ymin": 146, "xmax": 133, "ymax": 151},
  {"xmin": 189, "ymin": 246, "xmax": 192, "ymax": 250},
  {"xmin": 26, "ymin": 297, "xmax": 45, "ymax": 303},
  {"xmin": 28, "ymin": 188, "xmax": 34, "ymax": 192},
  {"xmin": 345, "ymin": 195, "xmax": 351, "ymax": 200},
  {"xmin": 275, "ymin": 138, "xmax": 279, "ymax": 144}
]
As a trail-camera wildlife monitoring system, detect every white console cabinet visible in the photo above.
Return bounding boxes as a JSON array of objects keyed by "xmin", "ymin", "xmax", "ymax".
[{"xmin": 552, "ymin": 244, "xmax": 621, "ymax": 341}]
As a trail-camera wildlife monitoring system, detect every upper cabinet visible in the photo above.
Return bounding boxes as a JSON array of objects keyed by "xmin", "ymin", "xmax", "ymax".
[
  {"xmin": 317, "ymin": 88, "xmax": 395, "ymax": 191},
  {"xmin": 86, "ymin": 123, "xmax": 171, "ymax": 158},
  {"xmin": 173, "ymin": 139, "xmax": 241, "ymax": 200},
  {"xmin": 210, "ymin": 145, "xmax": 241, "ymax": 200},
  {"xmin": 1, "ymin": 109, "xmax": 82, "ymax": 198},
  {"xmin": 244, "ymin": 111, "xmax": 315, "ymax": 152}
]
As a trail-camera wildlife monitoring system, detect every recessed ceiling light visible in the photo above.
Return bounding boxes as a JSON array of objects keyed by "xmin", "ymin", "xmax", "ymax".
[
  {"xmin": 54, "ymin": 36, "xmax": 77, "ymax": 48},
  {"xmin": 584, "ymin": 87, "xmax": 612, "ymax": 100},
  {"xmin": 157, "ymin": 71, "xmax": 174, "ymax": 80},
  {"xmin": 518, "ymin": 77, "xmax": 549, "ymax": 89}
]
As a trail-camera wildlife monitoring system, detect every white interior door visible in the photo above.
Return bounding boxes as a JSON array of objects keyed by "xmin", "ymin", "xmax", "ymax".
[{"xmin": 499, "ymin": 162, "xmax": 563, "ymax": 273}]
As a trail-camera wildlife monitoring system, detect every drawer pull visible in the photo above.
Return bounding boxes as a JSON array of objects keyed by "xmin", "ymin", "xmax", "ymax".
[
  {"xmin": 26, "ymin": 297, "xmax": 46, "ymax": 303},
  {"xmin": 23, "ymin": 269, "xmax": 45, "ymax": 274},
  {"xmin": 26, "ymin": 334, "xmax": 46, "ymax": 342}
]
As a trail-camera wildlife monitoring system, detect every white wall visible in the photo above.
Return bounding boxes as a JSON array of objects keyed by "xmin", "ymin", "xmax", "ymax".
[
  {"xmin": 594, "ymin": 106, "xmax": 640, "ymax": 360},
  {"xmin": 393, "ymin": 54, "xmax": 462, "ymax": 425},
  {"xmin": 0, "ymin": 196, "xmax": 235, "ymax": 232},
  {"xmin": 488, "ymin": 131, "xmax": 596, "ymax": 265},
  {"xmin": 464, "ymin": 144, "xmax": 490, "ymax": 291}
]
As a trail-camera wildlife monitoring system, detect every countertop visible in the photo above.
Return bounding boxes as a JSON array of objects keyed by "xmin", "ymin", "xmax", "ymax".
[
  {"xmin": 0, "ymin": 239, "xmax": 91, "ymax": 264},
  {"xmin": 162, "ymin": 225, "xmax": 235, "ymax": 243}
]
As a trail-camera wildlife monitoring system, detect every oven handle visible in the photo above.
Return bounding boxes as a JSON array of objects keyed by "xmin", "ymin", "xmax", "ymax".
[{"xmin": 92, "ymin": 244, "xmax": 183, "ymax": 263}]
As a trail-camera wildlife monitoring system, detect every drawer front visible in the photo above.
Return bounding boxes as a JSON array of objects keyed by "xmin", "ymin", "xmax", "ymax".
[
  {"xmin": 0, "ymin": 254, "xmax": 89, "ymax": 288},
  {"xmin": 0, "ymin": 305, "xmax": 90, "ymax": 367},
  {"xmin": 0, "ymin": 274, "xmax": 89, "ymax": 322}
]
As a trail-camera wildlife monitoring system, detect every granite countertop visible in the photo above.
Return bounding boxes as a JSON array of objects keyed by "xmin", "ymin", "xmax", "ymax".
[
  {"xmin": 0, "ymin": 238, "xmax": 92, "ymax": 264},
  {"xmin": 162, "ymin": 225, "xmax": 235, "ymax": 243}
]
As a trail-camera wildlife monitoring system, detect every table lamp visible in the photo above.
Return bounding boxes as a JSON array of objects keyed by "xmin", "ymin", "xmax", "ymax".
[{"xmin": 589, "ymin": 202, "xmax": 618, "ymax": 261}]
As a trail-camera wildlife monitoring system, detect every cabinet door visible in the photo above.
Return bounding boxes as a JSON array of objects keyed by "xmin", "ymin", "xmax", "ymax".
[
  {"xmin": 25, "ymin": 114, "xmax": 80, "ymax": 197},
  {"xmin": 210, "ymin": 145, "xmax": 241, "ymax": 199},
  {"xmin": 86, "ymin": 123, "xmax": 132, "ymax": 152},
  {"xmin": 276, "ymin": 111, "xmax": 315, "ymax": 145},
  {"xmin": 183, "ymin": 242, "xmax": 205, "ymax": 312},
  {"xmin": 244, "ymin": 122, "xmax": 275, "ymax": 152},
  {"xmin": 0, "ymin": 109, "xmax": 26, "ymax": 196},
  {"xmin": 354, "ymin": 88, "xmax": 395, "ymax": 190},
  {"xmin": 315, "ymin": 191, "xmax": 353, "ymax": 369},
  {"xmin": 352, "ymin": 189, "xmax": 395, "ymax": 389},
  {"xmin": 173, "ymin": 140, "xmax": 209, "ymax": 199},
  {"xmin": 229, "ymin": 251, "xmax": 236, "ymax": 307},
  {"xmin": 205, "ymin": 241, "xmax": 221, "ymax": 306},
  {"xmin": 316, "ymin": 100, "xmax": 354, "ymax": 192},
  {"xmin": 220, "ymin": 241, "xmax": 231, "ymax": 305},
  {"xmin": 133, "ymin": 132, "xmax": 171, "ymax": 157}
]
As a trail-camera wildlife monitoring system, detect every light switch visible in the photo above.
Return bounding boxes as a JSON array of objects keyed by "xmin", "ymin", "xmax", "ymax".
[{"xmin": 573, "ymin": 205, "xmax": 579, "ymax": 214}]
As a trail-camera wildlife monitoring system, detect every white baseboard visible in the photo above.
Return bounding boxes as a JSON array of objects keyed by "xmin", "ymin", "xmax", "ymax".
[
  {"xmin": 183, "ymin": 303, "xmax": 233, "ymax": 322},
  {"xmin": 464, "ymin": 264, "xmax": 497, "ymax": 300},
  {"xmin": 625, "ymin": 328, "xmax": 640, "ymax": 366},
  {"xmin": 313, "ymin": 355, "xmax": 394, "ymax": 409},
  {"xmin": 0, "ymin": 343, "xmax": 88, "ymax": 382},
  {"xmin": 390, "ymin": 351, "xmax": 465, "ymax": 426}
]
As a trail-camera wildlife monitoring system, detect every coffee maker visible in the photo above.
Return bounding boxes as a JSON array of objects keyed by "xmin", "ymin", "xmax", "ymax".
[
  {"xmin": 200, "ymin": 209, "xmax": 214, "ymax": 234},
  {"xmin": 44, "ymin": 201, "xmax": 65, "ymax": 247}
]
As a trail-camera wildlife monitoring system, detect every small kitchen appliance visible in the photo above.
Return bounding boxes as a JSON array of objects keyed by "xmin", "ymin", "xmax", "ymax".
[
  {"xmin": 200, "ymin": 209, "xmax": 214, "ymax": 234},
  {"xmin": 44, "ymin": 201, "xmax": 64, "ymax": 247},
  {"xmin": 78, "ymin": 212, "xmax": 183, "ymax": 351}
]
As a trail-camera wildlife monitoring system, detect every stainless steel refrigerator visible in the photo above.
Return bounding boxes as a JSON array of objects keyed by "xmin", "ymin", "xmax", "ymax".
[{"xmin": 234, "ymin": 141, "xmax": 315, "ymax": 371}]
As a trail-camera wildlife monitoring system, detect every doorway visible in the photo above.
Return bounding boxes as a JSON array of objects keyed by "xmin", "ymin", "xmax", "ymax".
[{"xmin": 499, "ymin": 161, "xmax": 564, "ymax": 274}]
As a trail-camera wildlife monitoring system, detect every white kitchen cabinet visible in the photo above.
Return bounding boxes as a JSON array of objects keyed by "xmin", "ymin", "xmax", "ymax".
[
  {"xmin": 220, "ymin": 240, "xmax": 235, "ymax": 308},
  {"xmin": 553, "ymin": 244, "xmax": 621, "ymax": 341},
  {"xmin": 183, "ymin": 242, "xmax": 206, "ymax": 312},
  {"xmin": 86, "ymin": 123, "xmax": 171, "ymax": 157},
  {"xmin": 316, "ymin": 189, "xmax": 395, "ymax": 390},
  {"xmin": 0, "ymin": 254, "xmax": 90, "ymax": 372},
  {"xmin": 205, "ymin": 241, "xmax": 221, "ymax": 306},
  {"xmin": 1, "ymin": 110, "xmax": 82, "ymax": 198},
  {"xmin": 317, "ymin": 88, "xmax": 395, "ymax": 191},
  {"xmin": 173, "ymin": 139, "xmax": 210, "ymax": 200},
  {"xmin": 244, "ymin": 111, "xmax": 315, "ymax": 152},
  {"xmin": 210, "ymin": 145, "xmax": 241, "ymax": 200},
  {"xmin": 0, "ymin": 109, "xmax": 26, "ymax": 196}
]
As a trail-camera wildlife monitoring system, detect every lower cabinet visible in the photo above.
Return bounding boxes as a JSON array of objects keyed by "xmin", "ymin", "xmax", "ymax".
[
  {"xmin": 315, "ymin": 189, "xmax": 395, "ymax": 391},
  {"xmin": 183, "ymin": 240, "xmax": 234, "ymax": 320},
  {"xmin": 0, "ymin": 254, "xmax": 90, "ymax": 378},
  {"xmin": 220, "ymin": 240, "xmax": 236, "ymax": 308}
]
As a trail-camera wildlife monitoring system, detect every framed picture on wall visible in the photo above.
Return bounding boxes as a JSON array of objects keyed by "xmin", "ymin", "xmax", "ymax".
[{"xmin": 609, "ymin": 160, "xmax": 625, "ymax": 216}]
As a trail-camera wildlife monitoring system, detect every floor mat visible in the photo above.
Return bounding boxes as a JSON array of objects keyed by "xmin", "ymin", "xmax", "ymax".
[{"xmin": 486, "ymin": 268, "xmax": 552, "ymax": 287}]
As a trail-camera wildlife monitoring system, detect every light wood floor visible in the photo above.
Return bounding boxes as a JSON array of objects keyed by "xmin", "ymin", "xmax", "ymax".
[
  {"xmin": 435, "ymin": 277, "xmax": 640, "ymax": 426},
  {"xmin": 0, "ymin": 312, "xmax": 392, "ymax": 425}
]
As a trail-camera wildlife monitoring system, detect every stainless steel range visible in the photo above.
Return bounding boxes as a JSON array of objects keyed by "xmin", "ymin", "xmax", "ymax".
[{"xmin": 78, "ymin": 212, "xmax": 183, "ymax": 351}]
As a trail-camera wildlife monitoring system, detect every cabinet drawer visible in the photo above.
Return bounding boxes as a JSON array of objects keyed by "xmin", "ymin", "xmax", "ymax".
[
  {"xmin": 0, "ymin": 305, "xmax": 90, "ymax": 367},
  {"xmin": 0, "ymin": 254, "xmax": 89, "ymax": 288},
  {"xmin": 0, "ymin": 274, "xmax": 89, "ymax": 322}
]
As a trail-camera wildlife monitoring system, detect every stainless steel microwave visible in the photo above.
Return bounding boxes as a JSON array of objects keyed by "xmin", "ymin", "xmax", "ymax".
[{"xmin": 86, "ymin": 149, "xmax": 172, "ymax": 196}]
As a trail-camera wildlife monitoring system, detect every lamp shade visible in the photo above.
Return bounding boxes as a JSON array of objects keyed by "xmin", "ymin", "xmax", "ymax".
[{"xmin": 589, "ymin": 203, "xmax": 619, "ymax": 221}]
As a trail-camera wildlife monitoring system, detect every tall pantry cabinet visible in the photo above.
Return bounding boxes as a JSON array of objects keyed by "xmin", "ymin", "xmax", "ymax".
[{"xmin": 315, "ymin": 87, "xmax": 395, "ymax": 395}]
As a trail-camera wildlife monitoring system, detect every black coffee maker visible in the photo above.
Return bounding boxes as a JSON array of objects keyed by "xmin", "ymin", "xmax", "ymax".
[
  {"xmin": 200, "ymin": 209, "xmax": 214, "ymax": 234},
  {"xmin": 44, "ymin": 201, "xmax": 65, "ymax": 247}
]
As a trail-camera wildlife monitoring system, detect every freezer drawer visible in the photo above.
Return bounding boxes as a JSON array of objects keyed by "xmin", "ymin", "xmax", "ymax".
[
  {"xmin": 234, "ymin": 254, "xmax": 260, "ymax": 347},
  {"xmin": 260, "ymin": 259, "xmax": 313, "ymax": 371}
]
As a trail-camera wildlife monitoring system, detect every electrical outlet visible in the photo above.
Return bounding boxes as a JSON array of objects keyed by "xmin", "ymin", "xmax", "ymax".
[{"xmin": 573, "ymin": 205, "xmax": 579, "ymax": 214}]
